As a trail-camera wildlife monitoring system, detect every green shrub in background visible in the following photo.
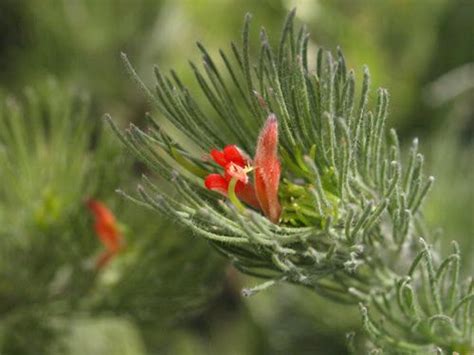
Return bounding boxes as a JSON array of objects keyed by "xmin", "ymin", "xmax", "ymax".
[{"xmin": 0, "ymin": 81, "xmax": 224, "ymax": 354}]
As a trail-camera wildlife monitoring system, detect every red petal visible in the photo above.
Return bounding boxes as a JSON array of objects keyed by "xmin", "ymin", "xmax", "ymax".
[
  {"xmin": 204, "ymin": 174, "xmax": 229, "ymax": 195},
  {"xmin": 223, "ymin": 145, "xmax": 246, "ymax": 167},
  {"xmin": 87, "ymin": 199, "xmax": 116, "ymax": 226},
  {"xmin": 95, "ymin": 222, "xmax": 122, "ymax": 252},
  {"xmin": 236, "ymin": 183, "xmax": 260, "ymax": 210},
  {"xmin": 254, "ymin": 114, "xmax": 281, "ymax": 223},
  {"xmin": 210, "ymin": 149, "xmax": 227, "ymax": 167},
  {"xmin": 87, "ymin": 199, "xmax": 122, "ymax": 252}
]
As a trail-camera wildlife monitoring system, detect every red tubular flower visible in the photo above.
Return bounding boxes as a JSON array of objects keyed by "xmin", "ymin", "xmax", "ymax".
[
  {"xmin": 204, "ymin": 145, "xmax": 260, "ymax": 209},
  {"xmin": 254, "ymin": 114, "xmax": 281, "ymax": 223},
  {"xmin": 87, "ymin": 199, "xmax": 123, "ymax": 269},
  {"xmin": 204, "ymin": 115, "xmax": 282, "ymax": 224}
]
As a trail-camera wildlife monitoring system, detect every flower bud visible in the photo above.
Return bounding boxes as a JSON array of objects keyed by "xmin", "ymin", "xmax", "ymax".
[{"xmin": 254, "ymin": 114, "xmax": 281, "ymax": 223}]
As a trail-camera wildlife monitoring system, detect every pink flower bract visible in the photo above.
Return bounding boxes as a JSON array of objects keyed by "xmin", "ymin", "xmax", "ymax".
[{"xmin": 253, "ymin": 114, "xmax": 281, "ymax": 223}]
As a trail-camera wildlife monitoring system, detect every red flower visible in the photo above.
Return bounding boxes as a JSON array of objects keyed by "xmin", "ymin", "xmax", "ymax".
[
  {"xmin": 254, "ymin": 114, "xmax": 281, "ymax": 223},
  {"xmin": 204, "ymin": 115, "xmax": 282, "ymax": 223},
  {"xmin": 204, "ymin": 145, "xmax": 260, "ymax": 208},
  {"xmin": 87, "ymin": 199, "xmax": 123, "ymax": 269}
]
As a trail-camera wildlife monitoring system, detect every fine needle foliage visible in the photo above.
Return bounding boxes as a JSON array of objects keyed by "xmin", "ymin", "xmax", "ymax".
[
  {"xmin": 108, "ymin": 10, "xmax": 473, "ymax": 354},
  {"xmin": 0, "ymin": 80, "xmax": 224, "ymax": 354},
  {"xmin": 0, "ymin": 80, "xmax": 102, "ymax": 353}
]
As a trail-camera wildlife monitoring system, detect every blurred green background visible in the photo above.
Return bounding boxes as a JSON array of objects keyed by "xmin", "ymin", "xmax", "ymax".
[{"xmin": 0, "ymin": 0, "xmax": 472, "ymax": 354}]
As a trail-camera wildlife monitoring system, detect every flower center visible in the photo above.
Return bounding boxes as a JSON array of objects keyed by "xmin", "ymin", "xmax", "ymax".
[{"xmin": 226, "ymin": 162, "xmax": 252, "ymax": 184}]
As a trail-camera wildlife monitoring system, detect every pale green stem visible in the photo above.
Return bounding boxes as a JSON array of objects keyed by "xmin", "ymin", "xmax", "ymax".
[{"xmin": 228, "ymin": 176, "xmax": 246, "ymax": 213}]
